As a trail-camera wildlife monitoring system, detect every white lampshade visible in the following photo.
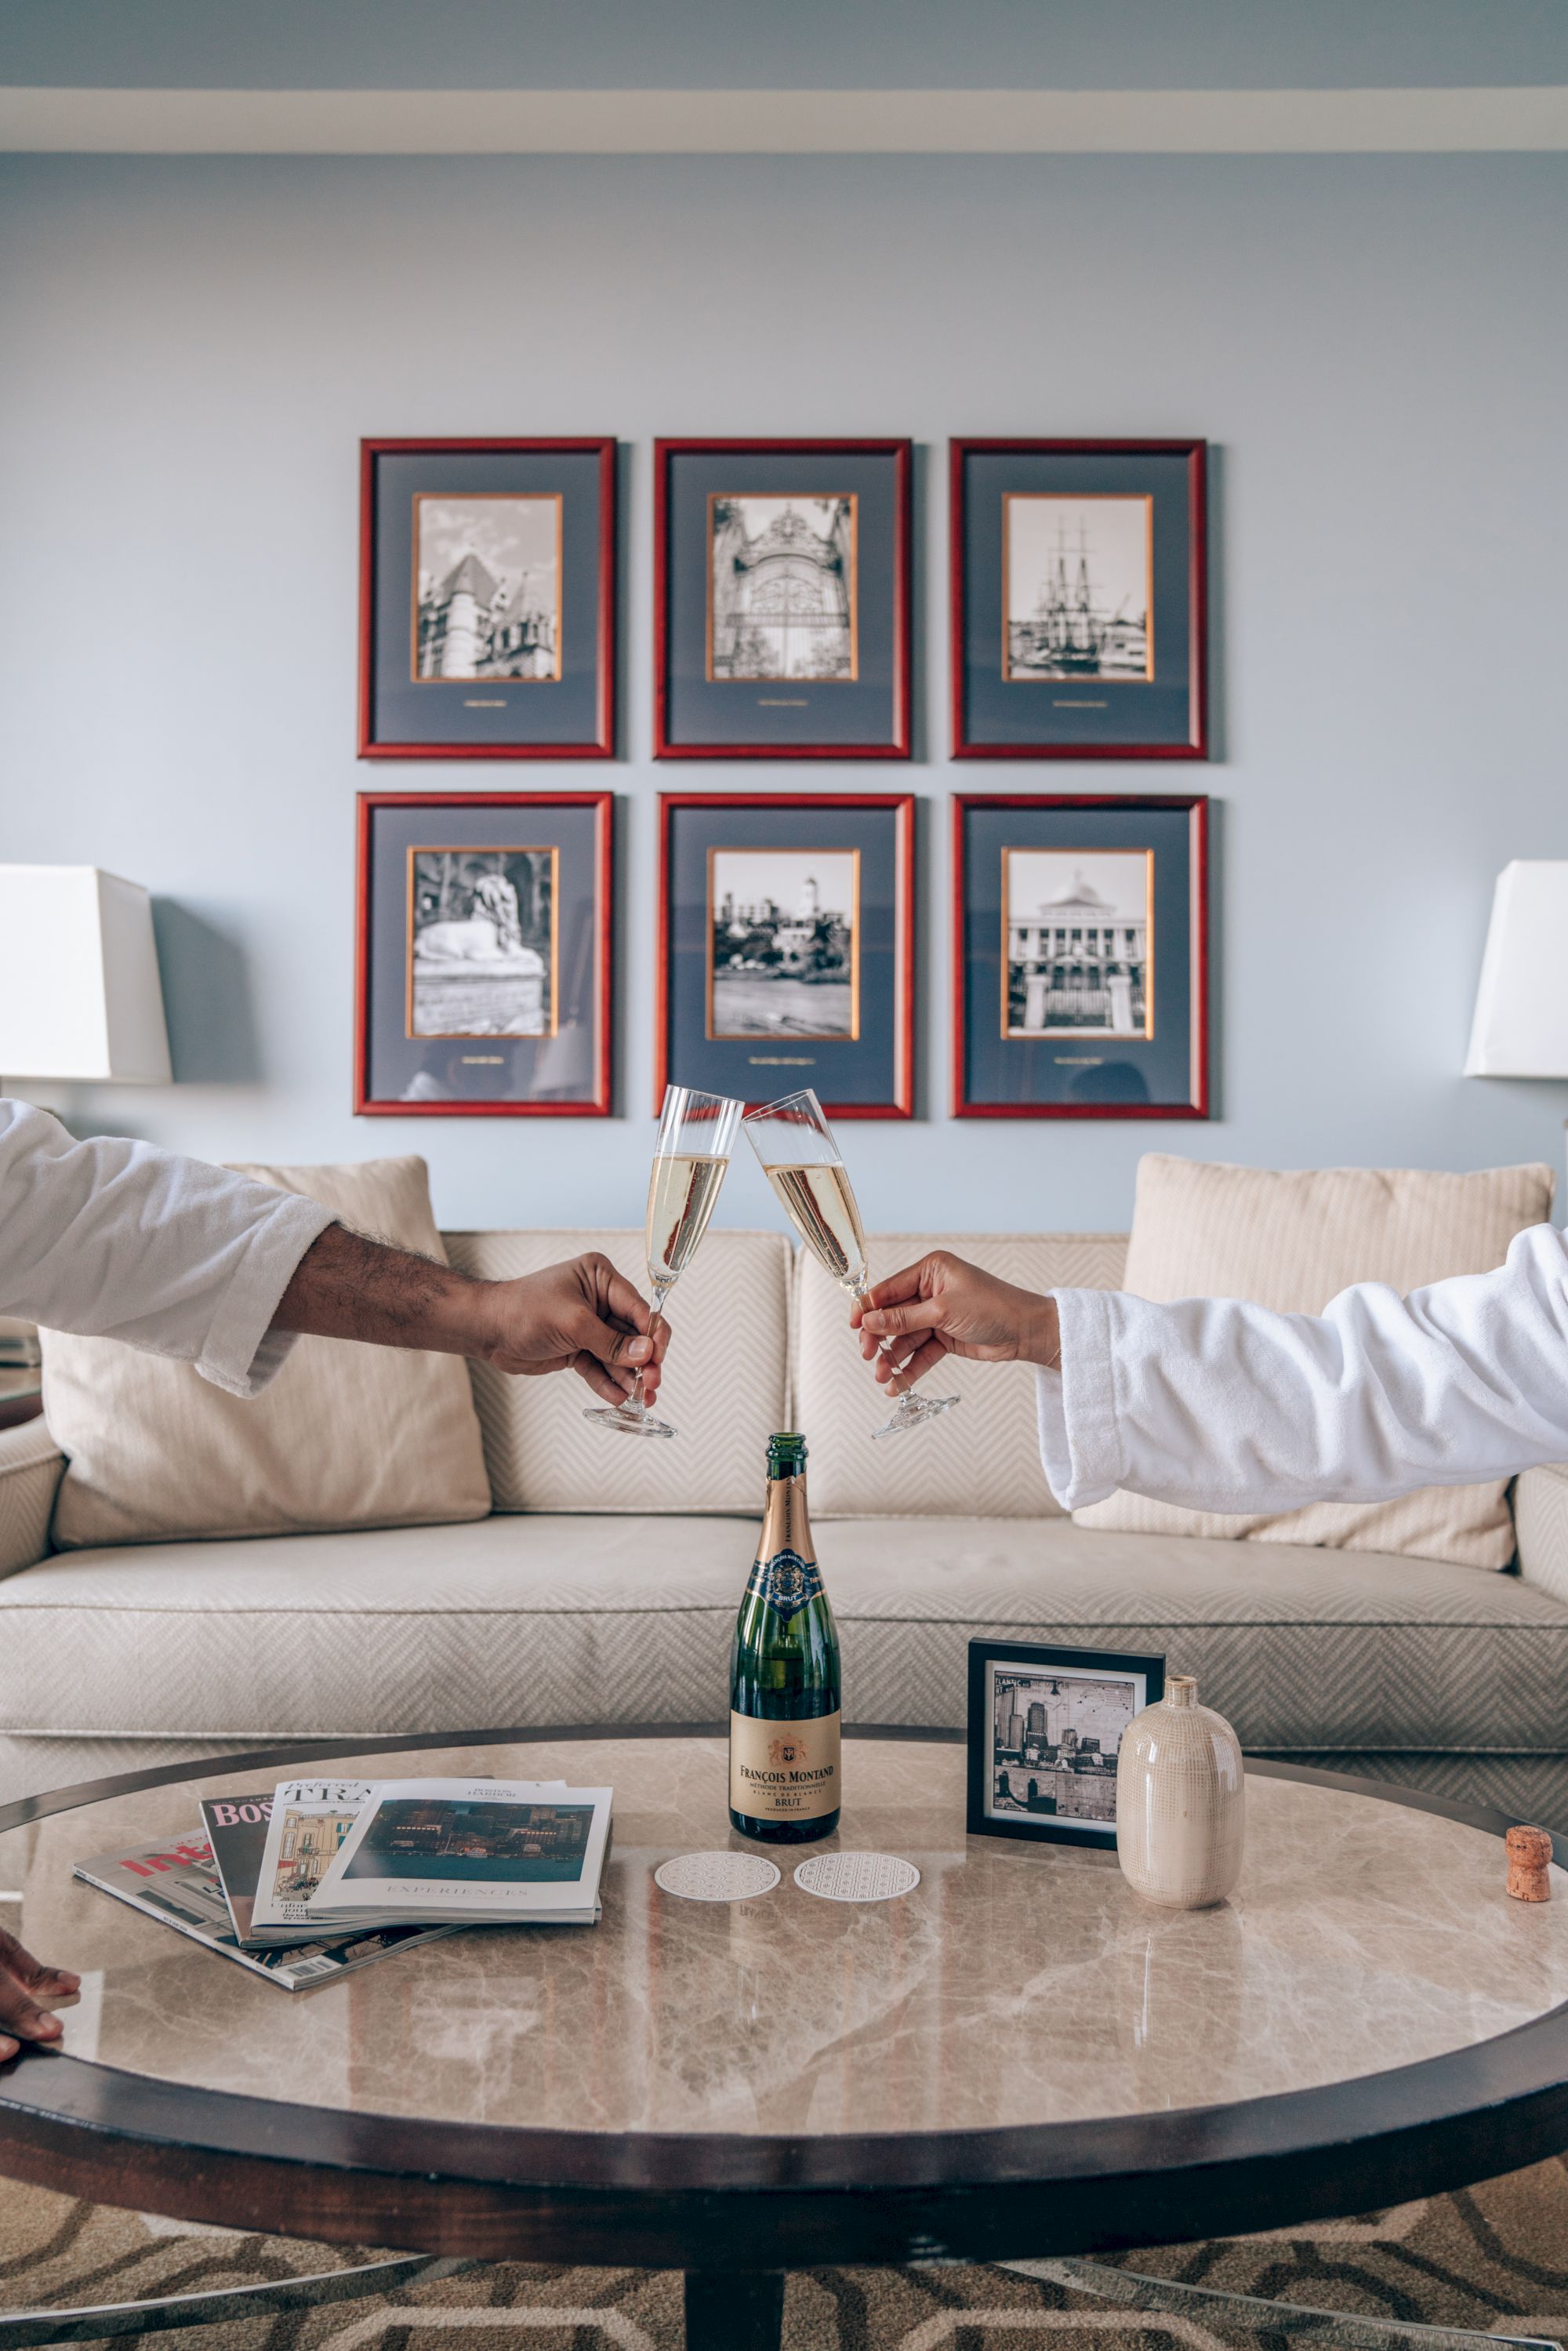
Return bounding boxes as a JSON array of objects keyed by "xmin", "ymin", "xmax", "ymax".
[
  {"xmin": 0, "ymin": 865, "xmax": 172, "ymax": 1083},
  {"xmin": 1465, "ymin": 862, "xmax": 1568, "ymax": 1080}
]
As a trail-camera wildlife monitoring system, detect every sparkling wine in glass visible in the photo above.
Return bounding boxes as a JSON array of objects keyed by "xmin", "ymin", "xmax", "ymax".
[
  {"xmin": 584, "ymin": 1085, "xmax": 744, "ymax": 1441},
  {"xmin": 743, "ymin": 1088, "xmax": 959, "ymax": 1441}
]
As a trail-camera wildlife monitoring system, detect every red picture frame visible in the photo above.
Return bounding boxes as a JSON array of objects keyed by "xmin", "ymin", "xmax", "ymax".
[
  {"xmin": 358, "ymin": 437, "xmax": 616, "ymax": 761},
  {"xmin": 952, "ymin": 793, "xmax": 1209, "ymax": 1120},
  {"xmin": 655, "ymin": 790, "xmax": 915, "ymax": 1117},
  {"xmin": 950, "ymin": 438, "xmax": 1207, "ymax": 761},
  {"xmin": 654, "ymin": 439, "xmax": 913, "ymax": 760},
  {"xmin": 355, "ymin": 790, "xmax": 614, "ymax": 1117}
]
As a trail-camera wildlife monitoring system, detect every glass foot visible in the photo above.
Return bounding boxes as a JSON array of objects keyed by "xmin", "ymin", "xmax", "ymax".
[
  {"xmin": 870, "ymin": 1390, "xmax": 960, "ymax": 1441},
  {"xmin": 583, "ymin": 1402, "xmax": 677, "ymax": 1440}
]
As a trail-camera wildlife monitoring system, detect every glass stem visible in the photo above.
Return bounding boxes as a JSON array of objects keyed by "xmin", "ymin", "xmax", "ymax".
[
  {"xmin": 632, "ymin": 1285, "xmax": 672, "ymax": 1413},
  {"xmin": 852, "ymin": 1279, "xmax": 902, "ymax": 1395}
]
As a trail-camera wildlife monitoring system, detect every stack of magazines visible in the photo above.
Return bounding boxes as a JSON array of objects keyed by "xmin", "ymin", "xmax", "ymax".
[{"xmin": 74, "ymin": 1773, "xmax": 612, "ymax": 1993}]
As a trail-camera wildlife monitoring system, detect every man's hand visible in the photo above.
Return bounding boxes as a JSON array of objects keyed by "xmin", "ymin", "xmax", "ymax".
[
  {"xmin": 274, "ymin": 1230, "xmax": 666, "ymax": 1407},
  {"xmin": 0, "ymin": 1926, "xmax": 78, "ymax": 2062},
  {"xmin": 851, "ymin": 1251, "xmax": 1061, "ymax": 1395},
  {"xmin": 474, "ymin": 1255, "xmax": 667, "ymax": 1407}
]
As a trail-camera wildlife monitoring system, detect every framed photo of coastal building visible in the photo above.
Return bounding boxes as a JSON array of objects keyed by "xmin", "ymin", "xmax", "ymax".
[
  {"xmin": 950, "ymin": 439, "xmax": 1207, "ymax": 759},
  {"xmin": 355, "ymin": 790, "xmax": 612, "ymax": 1115},
  {"xmin": 953, "ymin": 794, "xmax": 1209, "ymax": 1118},
  {"xmin": 358, "ymin": 438, "xmax": 615, "ymax": 759},
  {"xmin": 654, "ymin": 439, "xmax": 912, "ymax": 758},
  {"xmin": 656, "ymin": 792, "xmax": 913, "ymax": 1115},
  {"xmin": 966, "ymin": 1639, "xmax": 1164, "ymax": 1850}
]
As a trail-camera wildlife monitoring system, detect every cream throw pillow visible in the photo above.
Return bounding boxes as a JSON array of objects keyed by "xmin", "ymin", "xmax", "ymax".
[
  {"xmin": 44, "ymin": 1155, "xmax": 492, "ymax": 1548},
  {"xmin": 1072, "ymin": 1154, "xmax": 1555, "ymax": 1570}
]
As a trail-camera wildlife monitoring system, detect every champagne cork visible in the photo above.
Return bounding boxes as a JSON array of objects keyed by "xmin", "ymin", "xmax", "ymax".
[{"xmin": 1505, "ymin": 1824, "xmax": 1553, "ymax": 1903}]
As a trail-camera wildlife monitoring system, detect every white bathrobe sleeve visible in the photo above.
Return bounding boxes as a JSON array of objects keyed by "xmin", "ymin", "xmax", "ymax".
[
  {"xmin": 0, "ymin": 1100, "xmax": 333, "ymax": 1398},
  {"xmin": 1036, "ymin": 1221, "xmax": 1568, "ymax": 1513}
]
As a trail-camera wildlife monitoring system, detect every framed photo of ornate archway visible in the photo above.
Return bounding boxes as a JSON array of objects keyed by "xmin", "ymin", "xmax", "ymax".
[{"xmin": 654, "ymin": 439, "xmax": 912, "ymax": 759}]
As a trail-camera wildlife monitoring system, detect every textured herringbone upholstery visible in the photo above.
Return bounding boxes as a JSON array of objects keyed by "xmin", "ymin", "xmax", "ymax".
[
  {"xmin": 0, "ymin": 1419, "xmax": 64, "ymax": 1581},
  {"xmin": 1515, "ymin": 1463, "xmax": 1568, "ymax": 1608},
  {"xmin": 795, "ymin": 1232, "xmax": 1127, "ymax": 1517},
  {"xmin": 444, "ymin": 1229, "xmax": 790, "ymax": 1512}
]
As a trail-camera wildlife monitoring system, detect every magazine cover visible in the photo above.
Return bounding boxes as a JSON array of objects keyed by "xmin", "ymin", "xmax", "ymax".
[
  {"xmin": 199, "ymin": 1790, "xmax": 295, "ymax": 1944},
  {"xmin": 249, "ymin": 1778, "xmax": 373, "ymax": 1934},
  {"xmin": 312, "ymin": 1778, "xmax": 612, "ymax": 1923},
  {"xmin": 73, "ymin": 1835, "xmax": 464, "ymax": 1991}
]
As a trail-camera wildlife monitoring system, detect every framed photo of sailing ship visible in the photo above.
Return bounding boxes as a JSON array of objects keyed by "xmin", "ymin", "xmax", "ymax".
[
  {"xmin": 950, "ymin": 439, "xmax": 1207, "ymax": 759},
  {"xmin": 654, "ymin": 439, "xmax": 912, "ymax": 758},
  {"xmin": 355, "ymin": 790, "xmax": 612, "ymax": 1116},
  {"xmin": 953, "ymin": 793, "xmax": 1209, "ymax": 1119},
  {"xmin": 358, "ymin": 438, "xmax": 616, "ymax": 760},
  {"xmin": 656, "ymin": 792, "xmax": 913, "ymax": 1115}
]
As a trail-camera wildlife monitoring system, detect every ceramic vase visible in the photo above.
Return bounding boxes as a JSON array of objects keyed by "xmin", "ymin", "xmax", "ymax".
[{"xmin": 1116, "ymin": 1674, "xmax": 1244, "ymax": 1909}]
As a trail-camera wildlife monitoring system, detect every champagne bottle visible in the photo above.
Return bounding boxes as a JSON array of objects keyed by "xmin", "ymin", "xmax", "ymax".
[{"xmin": 729, "ymin": 1432, "xmax": 841, "ymax": 1844}]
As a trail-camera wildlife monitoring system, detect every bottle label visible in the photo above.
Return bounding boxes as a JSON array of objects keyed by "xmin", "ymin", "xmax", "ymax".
[
  {"xmin": 730, "ymin": 1709, "xmax": 841, "ymax": 1822},
  {"xmin": 743, "ymin": 1548, "xmax": 824, "ymax": 1625}
]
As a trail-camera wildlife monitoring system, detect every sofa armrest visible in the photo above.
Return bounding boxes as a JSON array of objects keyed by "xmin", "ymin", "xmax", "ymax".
[
  {"xmin": 0, "ymin": 1418, "xmax": 64, "ymax": 1580},
  {"xmin": 1515, "ymin": 1463, "xmax": 1568, "ymax": 1607}
]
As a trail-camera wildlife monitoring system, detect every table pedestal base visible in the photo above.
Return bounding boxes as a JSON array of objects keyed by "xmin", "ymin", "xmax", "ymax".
[{"xmin": 684, "ymin": 2268, "xmax": 784, "ymax": 2351}]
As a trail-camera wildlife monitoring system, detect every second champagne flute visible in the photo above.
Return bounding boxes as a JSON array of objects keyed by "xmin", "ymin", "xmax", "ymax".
[
  {"xmin": 743, "ymin": 1088, "xmax": 960, "ymax": 1441},
  {"xmin": 583, "ymin": 1084, "xmax": 744, "ymax": 1441}
]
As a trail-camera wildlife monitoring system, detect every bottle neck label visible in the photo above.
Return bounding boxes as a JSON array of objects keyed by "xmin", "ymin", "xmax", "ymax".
[{"xmin": 745, "ymin": 1548, "xmax": 824, "ymax": 1625}]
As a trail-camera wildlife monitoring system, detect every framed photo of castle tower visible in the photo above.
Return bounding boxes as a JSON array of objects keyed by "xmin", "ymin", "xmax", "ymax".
[
  {"xmin": 358, "ymin": 438, "xmax": 615, "ymax": 759},
  {"xmin": 655, "ymin": 440, "xmax": 911, "ymax": 758},
  {"xmin": 950, "ymin": 439, "xmax": 1207, "ymax": 759}
]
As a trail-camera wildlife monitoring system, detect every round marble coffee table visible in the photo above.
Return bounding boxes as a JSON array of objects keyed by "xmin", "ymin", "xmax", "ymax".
[{"xmin": 0, "ymin": 1725, "xmax": 1566, "ymax": 2351}]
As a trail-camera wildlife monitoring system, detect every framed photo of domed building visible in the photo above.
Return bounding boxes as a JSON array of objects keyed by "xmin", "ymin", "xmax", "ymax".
[
  {"xmin": 358, "ymin": 438, "xmax": 615, "ymax": 760},
  {"xmin": 953, "ymin": 794, "xmax": 1209, "ymax": 1119},
  {"xmin": 355, "ymin": 791, "xmax": 612, "ymax": 1116},
  {"xmin": 655, "ymin": 440, "xmax": 911, "ymax": 758},
  {"xmin": 950, "ymin": 438, "xmax": 1207, "ymax": 759}
]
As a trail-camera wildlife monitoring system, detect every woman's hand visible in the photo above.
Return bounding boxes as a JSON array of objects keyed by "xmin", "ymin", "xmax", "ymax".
[{"xmin": 851, "ymin": 1251, "xmax": 1061, "ymax": 1395}]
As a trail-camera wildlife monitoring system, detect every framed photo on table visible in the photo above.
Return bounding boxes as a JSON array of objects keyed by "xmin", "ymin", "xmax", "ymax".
[
  {"xmin": 654, "ymin": 439, "xmax": 911, "ymax": 758},
  {"xmin": 967, "ymin": 1639, "xmax": 1165, "ymax": 1851},
  {"xmin": 355, "ymin": 791, "xmax": 612, "ymax": 1116},
  {"xmin": 358, "ymin": 438, "xmax": 615, "ymax": 759},
  {"xmin": 656, "ymin": 792, "xmax": 913, "ymax": 1116},
  {"xmin": 953, "ymin": 793, "xmax": 1208, "ymax": 1119},
  {"xmin": 951, "ymin": 438, "xmax": 1207, "ymax": 759}
]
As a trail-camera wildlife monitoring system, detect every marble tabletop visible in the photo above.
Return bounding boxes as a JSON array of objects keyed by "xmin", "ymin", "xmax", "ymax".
[{"xmin": 5, "ymin": 1734, "xmax": 1566, "ymax": 2140}]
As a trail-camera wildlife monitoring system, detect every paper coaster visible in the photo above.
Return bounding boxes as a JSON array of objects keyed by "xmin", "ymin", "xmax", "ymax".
[
  {"xmin": 793, "ymin": 1852, "xmax": 921, "ymax": 1904},
  {"xmin": 655, "ymin": 1851, "xmax": 782, "ymax": 1903}
]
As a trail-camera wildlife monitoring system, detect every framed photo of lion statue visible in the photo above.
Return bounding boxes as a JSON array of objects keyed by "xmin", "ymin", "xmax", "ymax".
[{"xmin": 354, "ymin": 790, "xmax": 612, "ymax": 1116}]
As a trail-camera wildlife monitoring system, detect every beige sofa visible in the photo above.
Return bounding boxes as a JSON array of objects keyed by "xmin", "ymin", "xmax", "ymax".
[{"xmin": 3, "ymin": 1226, "xmax": 1567, "ymax": 1821}]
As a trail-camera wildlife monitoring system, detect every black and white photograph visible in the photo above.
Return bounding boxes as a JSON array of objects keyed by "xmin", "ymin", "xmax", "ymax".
[
  {"xmin": 1004, "ymin": 847, "xmax": 1152, "ymax": 1040},
  {"xmin": 708, "ymin": 848, "xmax": 858, "ymax": 1041},
  {"xmin": 708, "ymin": 496, "xmax": 858, "ymax": 682},
  {"xmin": 407, "ymin": 847, "xmax": 556, "ymax": 1041},
  {"xmin": 1004, "ymin": 494, "xmax": 1152, "ymax": 682},
  {"xmin": 967, "ymin": 1640, "xmax": 1163, "ymax": 1848},
  {"xmin": 413, "ymin": 494, "xmax": 561, "ymax": 682}
]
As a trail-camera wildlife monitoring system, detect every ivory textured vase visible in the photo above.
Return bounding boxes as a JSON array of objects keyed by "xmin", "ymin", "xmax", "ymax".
[{"xmin": 1116, "ymin": 1674, "xmax": 1245, "ymax": 1909}]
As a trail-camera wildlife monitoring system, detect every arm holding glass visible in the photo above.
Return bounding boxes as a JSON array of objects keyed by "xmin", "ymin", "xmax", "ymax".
[{"xmin": 855, "ymin": 1230, "xmax": 1568, "ymax": 1513}]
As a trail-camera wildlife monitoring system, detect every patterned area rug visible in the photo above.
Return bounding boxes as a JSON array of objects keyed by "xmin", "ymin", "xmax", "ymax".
[{"xmin": 2, "ymin": 2157, "xmax": 1567, "ymax": 2349}]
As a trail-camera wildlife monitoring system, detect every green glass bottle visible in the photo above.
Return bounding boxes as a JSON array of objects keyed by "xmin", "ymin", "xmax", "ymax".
[{"xmin": 729, "ymin": 1431, "xmax": 842, "ymax": 1844}]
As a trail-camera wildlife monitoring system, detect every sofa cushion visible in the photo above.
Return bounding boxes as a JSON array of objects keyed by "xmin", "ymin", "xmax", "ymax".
[
  {"xmin": 795, "ymin": 1234, "xmax": 1127, "ymax": 1517},
  {"xmin": 3, "ymin": 1513, "xmax": 1563, "ymax": 1758},
  {"xmin": 1073, "ymin": 1155, "xmax": 1555, "ymax": 1570},
  {"xmin": 43, "ymin": 1156, "xmax": 491, "ymax": 1548},
  {"xmin": 444, "ymin": 1228, "xmax": 790, "ymax": 1513}
]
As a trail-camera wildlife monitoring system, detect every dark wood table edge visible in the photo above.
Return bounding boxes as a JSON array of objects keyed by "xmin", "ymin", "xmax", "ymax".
[{"xmin": 1, "ymin": 1724, "xmax": 1565, "ymax": 2273}]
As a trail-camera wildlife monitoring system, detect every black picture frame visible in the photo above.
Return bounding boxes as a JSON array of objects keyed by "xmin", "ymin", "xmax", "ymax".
[
  {"xmin": 951, "ymin": 438, "xmax": 1207, "ymax": 760},
  {"xmin": 953, "ymin": 793, "xmax": 1210, "ymax": 1121},
  {"xmin": 656, "ymin": 791, "xmax": 914, "ymax": 1117},
  {"xmin": 654, "ymin": 439, "xmax": 912, "ymax": 759},
  {"xmin": 966, "ymin": 1639, "xmax": 1165, "ymax": 1850},
  {"xmin": 358, "ymin": 438, "xmax": 615, "ymax": 760}
]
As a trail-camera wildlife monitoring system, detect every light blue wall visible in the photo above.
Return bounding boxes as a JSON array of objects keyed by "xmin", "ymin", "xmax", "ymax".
[{"xmin": 2, "ymin": 152, "xmax": 1566, "ymax": 1235}]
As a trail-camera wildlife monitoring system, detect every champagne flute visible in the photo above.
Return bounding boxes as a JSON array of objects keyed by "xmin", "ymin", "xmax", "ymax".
[
  {"xmin": 743, "ymin": 1088, "xmax": 960, "ymax": 1441},
  {"xmin": 584, "ymin": 1084, "xmax": 744, "ymax": 1441}
]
